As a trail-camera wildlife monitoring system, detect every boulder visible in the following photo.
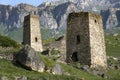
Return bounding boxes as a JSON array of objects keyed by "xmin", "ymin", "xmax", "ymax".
[
  {"xmin": 107, "ymin": 56, "xmax": 120, "ymax": 70},
  {"xmin": 80, "ymin": 65, "xmax": 108, "ymax": 78},
  {"xmin": 90, "ymin": 67, "xmax": 108, "ymax": 78},
  {"xmin": 15, "ymin": 45, "xmax": 45, "ymax": 72},
  {"xmin": 52, "ymin": 64, "xmax": 63, "ymax": 75},
  {"xmin": 80, "ymin": 65, "xmax": 90, "ymax": 73}
]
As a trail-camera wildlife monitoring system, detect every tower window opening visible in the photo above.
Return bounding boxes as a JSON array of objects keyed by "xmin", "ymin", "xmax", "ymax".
[
  {"xmin": 35, "ymin": 37, "xmax": 38, "ymax": 42},
  {"xmin": 76, "ymin": 35, "xmax": 80, "ymax": 44},
  {"xmin": 95, "ymin": 20, "xmax": 97, "ymax": 23}
]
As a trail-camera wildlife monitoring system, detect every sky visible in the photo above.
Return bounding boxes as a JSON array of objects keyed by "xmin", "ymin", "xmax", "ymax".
[{"xmin": 0, "ymin": 0, "xmax": 53, "ymax": 6}]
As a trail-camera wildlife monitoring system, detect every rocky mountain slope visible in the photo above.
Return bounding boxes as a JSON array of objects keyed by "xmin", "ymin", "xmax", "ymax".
[{"xmin": 0, "ymin": 0, "xmax": 120, "ymax": 36}]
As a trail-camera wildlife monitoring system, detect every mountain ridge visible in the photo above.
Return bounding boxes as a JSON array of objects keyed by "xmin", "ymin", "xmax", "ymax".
[{"xmin": 0, "ymin": 0, "xmax": 120, "ymax": 37}]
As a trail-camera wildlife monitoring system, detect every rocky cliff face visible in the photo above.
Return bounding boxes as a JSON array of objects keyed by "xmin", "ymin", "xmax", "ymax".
[
  {"xmin": 38, "ymin": 0, "xmax": 120, "ymax": 31},
  {"xmin": 0, "ymin": 0, "xmax": 120, "ymax": 35},
  {"xmin": 101, "ymin": 8, "xmax": 120, "ymax": 29},
  {"xmin": 0, "ymin": 4, "xmax": 37, "ymax": 31}
]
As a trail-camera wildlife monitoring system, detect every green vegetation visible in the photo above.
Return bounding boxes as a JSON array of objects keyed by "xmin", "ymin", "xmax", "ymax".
[
  {"xmin": 0, "ymin": 24, "xmax": 7, "ymax": 35},
  {"xmin": 0, "ymin": 59, "xmax": 79, "ymax": 80},
  {"xmin": 6, "ymin": 27, "xmax": 65, "ymax": 43},
  {"xmin": 0, "ymin": 27, "xmax": 120, "ymax": 80},
  {"xmin": 0, "ymin": 54, "xmax": 106, "ymax": 80},
  {"xmin": 108, "ymin": 69, "xmax": 120, "ymax": 80},
  {"xmin": 42, "ymin": 37, "xmax": 55, "ymax": 45},
  {"xmin": 0, "ymin": 35, "xmax": 20, "ymax": 48},
  {"xmin": 39, "ymin": 55, "xmax": 104, "ymax": 80},
  {"xmin": 39, "ymin": 53, "xmax": 55, "ymax": 67},
  {"xmin": 0, "ymin": 47, "xmax": 20, "ymax": 55},
  {"xmin": 105, "ymin": 35, "xmax": 120, "ymax": 57},
  {"xmin": 0, "ymin": 53, "xmax": 119, "ymax": 80},
  {"xmin": 7, "ymin": 27, "xmax": 23, "ymax": 43},
  {"xmin": 41, "ymin": 28, "xmax": 66, "ymax": 40},
  {"xmin": 41, "ymin": 28, "xmax": 54, "ymax": 39},
  {"xmin": 0, "ymin": 34, "xmax": 119, "ymax": 80}
]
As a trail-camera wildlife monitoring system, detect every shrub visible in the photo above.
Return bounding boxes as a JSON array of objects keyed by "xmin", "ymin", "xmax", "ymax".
[{"xmin": 0, "ymin": 35, "xmax": 20, "ymax": 48}]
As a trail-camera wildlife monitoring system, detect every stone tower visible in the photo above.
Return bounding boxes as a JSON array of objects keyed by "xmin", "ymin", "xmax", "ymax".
[
  {"xmin": 66, "ymin": 12, "xmax": 107, "ymax": 68},
  {"xmin": 23, "ymin": 14, "xmax": 43, "ymax": 52}
]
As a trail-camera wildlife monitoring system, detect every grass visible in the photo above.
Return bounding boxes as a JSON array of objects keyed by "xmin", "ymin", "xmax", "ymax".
[
  {"xmin": 0, "ymin": 47, "xmax": 20, "ymax": 54},
  {"xmin": 7, "ymin": 27, "xmax": 23, "ymax": 43},
  {"xmin": 39, "ymin": 54, "xmax": 103, "ymax": 80},
  {"xmin": 105, "ymin": 35, "xmax": 120, "ymax": 57},
  {"xmin": 39, "ymin": 53, "xmax": 55, "ymax": 67},
  {"xmin": 0, "ymin": 57, "xmax": 106, "ymax": 80},
  {"xmin": 6, "ymin": 27, "xmax": 66, "ymax": 43},
  {"xmin": 0, "ymin": 29, "xmax": 120, "ymax": 79},
  {"xmin": 39, "ymin": 53, "xmax": 100, "ymax": 80},
  {"xmin": 1, "ymin": 53, "xmax": 119, "ymax": 80},
  {"xmin": 0, "ymin": 59, "xmax": 79, "ymax": 80},
  {"xmin": 60, "ymin": 64, "xmax": 105, "ymax": 80},
  {"xmin": 108, "ymin": 69, "xmax": 120, "ymax": 80},
  {"xmin": 42, "ymin": 37, "xmax": 55, "ymax": 45},
  {"xmin": 0, "ymin": 44, "xmax": 120, "ymax": 80}
]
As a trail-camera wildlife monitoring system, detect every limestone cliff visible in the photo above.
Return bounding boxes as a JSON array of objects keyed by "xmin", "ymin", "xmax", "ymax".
[
  {"xmin": 101, "ymin": 8, "xmax": 120, "ymax": 29},
  {"xmin": 0, "ymin": 0, "xmax": 120, "ymax": 35},
  {"xmin": 0, "ymin": 3, "xmax": 37, "ymax": 31}
]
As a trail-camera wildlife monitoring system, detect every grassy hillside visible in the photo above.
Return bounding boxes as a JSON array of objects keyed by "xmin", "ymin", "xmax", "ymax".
[
  {"xmin": 6, "ymin": 27, "xmax": 65, "ymax": 43},
  {"xmin": 105, "ymin": 35, "xmax": 120, "ymax": 57},
  {"xmin": 0, "ymin": 28, "xmax": 120, "ymax": 80},
  {"xmin": 7, "ymin": 27, "xmax": 23, "ymax": 43},
  {"xmin": 0, "ymin": 34, "xmax": 120, "ymax": 80},
  {"xmin": 0, "ymin": 24, "xmax": 7, "ymax": 35},
  {"xmin": 0, "ymin": 35, "xmax": 20, "ymax": 48},
  {"xmin": 0, "ymin": 53, "xmax": 120, "ymax": 80},
  {"xmin": 0, "ymin": 59, "xmax": 79, "ymax": 80},
  {"xmin": 0, "ymin": 58, "xmax": 107, "ymax": 80},
  {"xmin": 5, "ymin": 28, "xmax": 120, "ymax": 57}
]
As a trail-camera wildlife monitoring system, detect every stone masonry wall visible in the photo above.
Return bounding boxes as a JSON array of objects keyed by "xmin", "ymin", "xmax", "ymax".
[
  {"xmin": 23, "ymin": 15, "xmax": 30, "ymax": 45},
  {"xmin": 66, "ymin": 12, "xmax": 107, "ymax": 69},
  {"xmin": 89, "ymin": 13, "xmax": 107, "ymax": 68},
  {"xmin": 23, "ymin": 14, "xmax": 43, "ymax": 52},
  {"xmin": 30, "ymin": 15, "xmax": 43, "ymax": 52},
  {"xmin": 66, "ymin": 12, "xmax": 91, "ymax": 65}
]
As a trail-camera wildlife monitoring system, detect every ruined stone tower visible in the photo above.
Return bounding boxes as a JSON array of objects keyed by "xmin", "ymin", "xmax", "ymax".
[
  {"xmin": 23, "ymin": 14, "xmax": 43, "ymax": 52},
  {"xmin": 66, "ymin": 12, "xmax": 107, "ymax": 68}
]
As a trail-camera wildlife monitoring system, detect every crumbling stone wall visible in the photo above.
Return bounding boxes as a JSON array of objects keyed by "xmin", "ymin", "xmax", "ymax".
[{"xmin": 66, "ymin": 12, "xmax": 107, "ymax": 69}]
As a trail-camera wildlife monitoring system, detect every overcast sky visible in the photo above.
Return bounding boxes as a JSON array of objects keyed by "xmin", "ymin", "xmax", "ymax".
[{"xmin": 0, "ymin": 0, "xmax": 54, "ymax": 6}]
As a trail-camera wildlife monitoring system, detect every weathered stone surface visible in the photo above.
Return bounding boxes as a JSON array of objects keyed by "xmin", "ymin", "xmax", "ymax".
[
  {"xmin": 14, "ymin": 76, "xmax": 27, "ymax": 80},
  {"xmin": 0, "ymin": 47, "xmax": 15, "ymax": 61},
  {"xmin": 23, "ymin": 14, "xmax": 43, "ymax": 52},
  {"xmin": 107, "ymin": 56, "xmax": 120, "ymax": 70},
  {"xmin": 80, "ymin": 65, "xmax": 108, "ymax": 78},
  {"xmin": 52, "ymin": 64, "xmax": 63, "ymax": 75},
  {"xmin": 91, "ymin": 68, "xmax": 108, "ymax": 78},
  {"xmin": 44, "ymin": 36, "xmax": 66, "ymax": 63},
  {"xmin": 15, "ymin": 45, "xmax": 45, "ymax": 72},
  {"xmin": 66, "ymin": 12, "xmax": 107, "ymax": 69},
  {"xmin": 0, "ymin": 53, "xmax": 13, "ymax": 61},
  {"xmin": 1, "ymin": 76, "xmax": 8, "ymax": 80},
  {"xmin": 80, "ymin": 65, "xmax": 90, "ymax": 73}
]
